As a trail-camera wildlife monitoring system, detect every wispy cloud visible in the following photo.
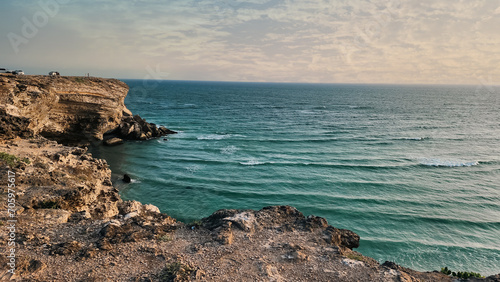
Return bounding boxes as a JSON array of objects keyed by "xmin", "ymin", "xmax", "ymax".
[{"xmin": 1, "ymin": 0, "xmax": 499, "ymax": 84}]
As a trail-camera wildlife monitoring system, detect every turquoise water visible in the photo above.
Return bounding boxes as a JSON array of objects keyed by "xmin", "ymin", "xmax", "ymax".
[{"xmin": 92, "ymin": 80, "xmax": 500, "ymax": 275}]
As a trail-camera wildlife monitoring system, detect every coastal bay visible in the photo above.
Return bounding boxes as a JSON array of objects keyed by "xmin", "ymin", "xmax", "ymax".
[{"xmin": 0, "ymin": 75, "xmax": 498, "ymax": 281}]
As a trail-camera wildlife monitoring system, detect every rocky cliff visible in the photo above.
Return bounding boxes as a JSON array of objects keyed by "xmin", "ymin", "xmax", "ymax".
[
  {"xmin": 0, "ymin": 75, "xmax": 131, "ymax": 145},
  {"xmin": 0, "ymin": 75, "xmax": 498, "ymax": 281}
]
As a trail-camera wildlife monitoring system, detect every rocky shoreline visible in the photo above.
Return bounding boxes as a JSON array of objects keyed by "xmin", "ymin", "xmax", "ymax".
[{"xmin": 1, "ymin": 75, "xmax": 498, "ymax": 281}]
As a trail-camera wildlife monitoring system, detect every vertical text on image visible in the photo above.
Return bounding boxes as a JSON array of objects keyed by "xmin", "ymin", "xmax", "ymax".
[{"xmin": 6, "ymin": 170, "xmax": 17, "ymax": 275}]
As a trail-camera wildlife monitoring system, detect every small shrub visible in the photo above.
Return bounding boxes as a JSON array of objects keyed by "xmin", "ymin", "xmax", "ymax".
[
  {"xmin": 441, "ymin": 267, "xmax": 452, "ymax": 275},
  {"xmin": 157, "ymin": 234, "xmax": 172, "ymax": 242},
  {"xmin": 159, "ymin": 262, "xmax": 194, "ymax": 281},
  {"xmin": 36, "ymin": 200, "xmax": 60, "ymax": 209},
  {"xmin": 188, "ymin": 220, "xmax": 202, "ymax": 229},
  {"xmin": 345, "ymin": 252, "xmax": 364, "ymax": 261},
  {"xmin": 441, "ymin": 267, "xmax": 483, "ymax": 279},
  {"xmin": 0, "ymin": 152, "xmax": 20, "ymax": 167},
  {"xmin": 0, "ymin": 152, "xmax": 30, "ymax": 167},
  {"xmin": 74, "ymin": 77, "xmax": 86, "ymax": 83}
]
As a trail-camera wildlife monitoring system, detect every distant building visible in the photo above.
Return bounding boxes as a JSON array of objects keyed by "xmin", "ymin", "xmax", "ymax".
[
  {"xmin": 49, "ymin": 71, "xmax": 60, "ymax": 76},
  {"xmin": 13, "ymin": 70, "xmax": 24, "ymax": 75}
]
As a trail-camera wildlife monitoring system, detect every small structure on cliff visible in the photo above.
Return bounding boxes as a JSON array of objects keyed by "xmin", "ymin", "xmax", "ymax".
[{"xmin": 49, "ymin": 71, "xmax": 60, "ymax": 76}]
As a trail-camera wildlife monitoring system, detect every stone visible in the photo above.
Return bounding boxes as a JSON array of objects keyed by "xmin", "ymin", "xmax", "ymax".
[
  {"xmin": 50, "ymin": 241, "xmax": 83, "ymax": 256},
  {"xmin": 324, "ymin": 226, "xmax": 360, "ymax": 249},
  {"xmin": 22, "ymin": 209, "xmax": 71, "ymax": 224},
  {"xmin": 120, "ymin": 122, "xmax": 133, "ymax": 137},
  {"xmin": 223, "ymin": 212, "xmax": 257, "ymax": 232},
  {"xmin": 118, "ymin": 200, "xmax": 142, "ymax": 215},
  {"xmin": 123, "ymin": 108, "xmax": 132, "ymax": 116},
  {"xmin": 124, "ymin": 212, "xmax": 139, "ymax": 220},
  {"xmin": 103, "ymin": 137, "xmax": 123, "ymax": 146},
  {"xmin": 143, "ymin": 204, "xmax": 160, "ymax": 214},
  {"xmin": 123, "ymin": 174, "xmax": 131, "ymax": 183},
  {"xmin": 283, "ymin": 250, "xmax": 309, "ymax": 262}
]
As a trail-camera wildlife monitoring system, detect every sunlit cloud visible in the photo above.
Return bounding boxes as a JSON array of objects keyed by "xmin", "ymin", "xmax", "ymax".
[{"xmin": 1, "ymin": 0, "xmax": 499, "ymax": 84}]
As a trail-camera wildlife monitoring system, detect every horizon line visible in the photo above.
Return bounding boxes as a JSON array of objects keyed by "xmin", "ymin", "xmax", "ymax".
[{"xmin": 117, "ymin": 78, "xmax": 495, "ymax": 88}]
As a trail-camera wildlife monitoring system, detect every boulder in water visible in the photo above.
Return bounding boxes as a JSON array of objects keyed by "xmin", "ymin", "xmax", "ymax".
[
  {"xmin": 123, "ymin": 174, "xmax": 131, "ymax": 183},
  {"xmin": 103, "ymin": 137, "xmax": 123, "ymax": 146}
]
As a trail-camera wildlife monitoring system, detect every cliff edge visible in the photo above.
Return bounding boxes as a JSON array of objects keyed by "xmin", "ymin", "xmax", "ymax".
[
  {"xmin": 0, "ymin": 75, "xmax": 498, "ymax": 281},
  {"xmin": 0, "ymin": 75, "xmax": 130, "ymax": 145}
]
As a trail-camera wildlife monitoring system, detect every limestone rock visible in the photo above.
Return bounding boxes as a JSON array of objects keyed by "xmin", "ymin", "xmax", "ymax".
[
  {"xmin": 2, "ymin": 137, "xmax": 122, "ymax": 220},
  {"xmin": 0, "ymin": 75, "xmax": 131, "ymax": 145},
  {"xmin": 223, "ymin": 211, "xmax": 258, "ymax": 232},
  {"xmin": 103, "ymin": 137, "xmax": 123, "ymax": 146},
  {"xmin": 118, "ymin": 200, "xmax": 143, "ymax": 215},
  {"xmin": 21, "ymin": 209, "xmax": 71, "ymax": 224},
  {"xmin": 143, "ymin": 204, "xmax": 161, "ymax": 214}
]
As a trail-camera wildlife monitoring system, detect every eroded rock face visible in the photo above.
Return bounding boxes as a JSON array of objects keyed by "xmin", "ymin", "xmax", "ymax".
[
  {"xmin": 104, "ymin": 114, "xmax": 177, "ymax": 142},
  {"xmin": 0, "ymin": 75, "xmax": 130, "ymax": 145},
  {"xmin": 201, "ymin": 205, "xmax": 360, "ymax": 250},
  {"xmin": 0, "ymin": 137, "xmax": 121, "ymax": 219}
]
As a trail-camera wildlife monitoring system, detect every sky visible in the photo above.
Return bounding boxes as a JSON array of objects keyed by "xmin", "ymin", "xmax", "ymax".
[{"xmin": 1, "ymin": 0, "xmax": 500, "ymax": 85}]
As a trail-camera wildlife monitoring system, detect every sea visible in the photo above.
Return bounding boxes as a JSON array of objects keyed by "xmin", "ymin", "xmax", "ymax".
[{"xmin": 91, "ymin": 80, "xmax": 500, "ymax": 276}]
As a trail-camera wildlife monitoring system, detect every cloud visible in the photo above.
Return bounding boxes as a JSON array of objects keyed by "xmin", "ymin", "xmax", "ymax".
[{"xmin": 1, "ymin": 0, "xmax": 499, "ymax": 84}]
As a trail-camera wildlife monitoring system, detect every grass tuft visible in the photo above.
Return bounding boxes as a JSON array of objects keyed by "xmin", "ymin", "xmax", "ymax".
[
  {"xmin": 159, "ymin": 262, "xmax": 194, "ymax": 281},
  {"xmin": 0, "ymin": 152, "xmax": 30, "ymax": 167},
  {"xmin": 441, "ymin": 267, "xmax": 483, "ymax": 279}
]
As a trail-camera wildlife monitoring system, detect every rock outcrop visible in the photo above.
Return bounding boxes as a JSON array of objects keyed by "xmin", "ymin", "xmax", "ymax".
[
  {"xmin": 0, "ymin": 75, "xmax": 175, "ymax": 146},
  {"xmin": 103, "ymin": 114, "xmax": 177, "ymax": 145},
  {"xmin": 0, "ymin": 75, "xmax": 130, "ymax": 145},
  {"xmin": 1, "ymin": 137, "xmax": 121, "ymax": 219}
]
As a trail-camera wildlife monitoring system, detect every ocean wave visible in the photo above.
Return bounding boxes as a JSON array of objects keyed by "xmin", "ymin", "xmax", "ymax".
[
  {"xmin": 419, "ymin": 158, "xmax": 479, "ymax": 167},
  {"xmin": 167, "ymin": 104, "xmax": 198, "ymax": 109},
  {"xmin": 401, "ymin": 137, "xmax": 429, "ymax": 141},
  {"xmin": 220, "ymin": 145, "xmax": 238, "ymax": 155},
  {"xmin": 197, "ymin": 134, "xmax": 246, "ymax": 140},
  {"xmin": 239, "ymin": 159, "xmax": 266, "ymax": 166},
  {"xmin": 197, "ymin": 134, "xmax": 227, "ymax": 140}
]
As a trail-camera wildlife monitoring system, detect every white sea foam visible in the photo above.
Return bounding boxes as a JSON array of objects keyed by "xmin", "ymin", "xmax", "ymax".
[
  {"xmin": 197, "ymin": 134, "xmax": 228, "ymax": 140},
  {"xmin": 240, "ymin": 159, "xmax": 265, "ymax": 166},
  {"xmin": 419, "ymin": 158, "xmax": 479, "ymax": 167},
  {"xmin": 220, "ymin": 145, "xmax": 238, "ymax": 155},
  {"xmin": 197, "ymin": 134, "xmax": 246, "ymax": 140}
]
